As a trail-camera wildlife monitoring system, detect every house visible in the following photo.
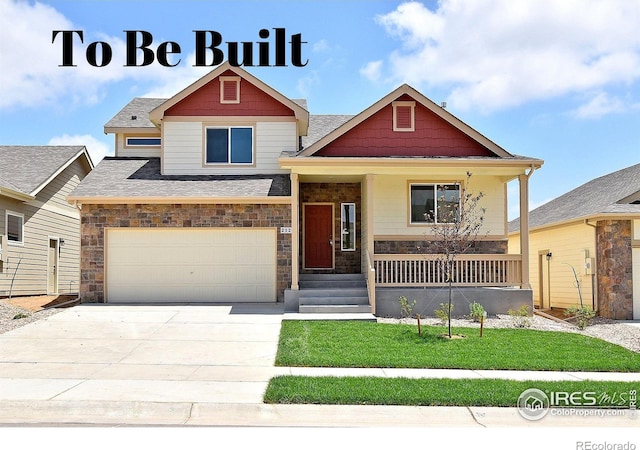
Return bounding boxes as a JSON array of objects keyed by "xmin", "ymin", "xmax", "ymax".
[
  {"xmin": 0, "ymin": 146, "xmax": 93, "ymax": 298},
  {"xmin": 68, "ymin": 62, "xmax": 543, "ymax": 316},
  {"xmin": 509, "ymin": 163, "xmax": 640, "ymax": 320}
]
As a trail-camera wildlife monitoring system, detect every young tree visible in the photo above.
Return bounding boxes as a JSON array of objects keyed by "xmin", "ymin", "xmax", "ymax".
[{"xmin": 429, "ymin": 172, "xmax": 486, "ymax": 338}]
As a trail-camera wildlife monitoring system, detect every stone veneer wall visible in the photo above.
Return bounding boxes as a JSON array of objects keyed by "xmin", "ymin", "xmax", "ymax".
[
  {"xmin": 374, "ymin": 240, "xmax": 508, "ymax": 255},
  {"xmin": 299, "ymin": 183, "xmax": 362, "ymax": 274},
  {"xmin": 596, "ymin": 220, "xmax": 633, "ymax": 319},
  {"xmin": 80, "ymin": 203, "xmax": 292, "ymax": 303}
]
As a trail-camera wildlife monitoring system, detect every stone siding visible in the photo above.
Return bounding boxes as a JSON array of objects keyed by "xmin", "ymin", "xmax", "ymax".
[
  {"xmin": 374, "ymin": 239, "xmax": 508, "ymax": 255},
  {"xmin": 300, "ymin": 183, "xmax": 362, "ymax": 274},
  {"xmin": 596, "ymin": 220, "xmax": 633, "ymax": 319},
  {"xmin": 80, "ymin": 203, "xmax": 291, "ymax": 303}
]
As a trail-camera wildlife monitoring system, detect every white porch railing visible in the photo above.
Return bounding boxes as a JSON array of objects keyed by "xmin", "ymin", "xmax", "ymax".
[{"xmin": 373, "ymin": 254, "xmax": 522, "ymax": 287}]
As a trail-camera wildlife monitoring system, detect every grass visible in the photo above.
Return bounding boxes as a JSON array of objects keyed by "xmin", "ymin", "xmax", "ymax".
[
  {"xmin": 264, "ymin": 376, "xmax": 639, "ymax": 407},
  {"xmin": 275, "ymin": 320, "xmax": 640, "ymax": 372}
]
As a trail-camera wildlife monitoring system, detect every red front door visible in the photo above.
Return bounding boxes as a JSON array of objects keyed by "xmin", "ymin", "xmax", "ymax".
[{"xmin": 304, "ymin": 204, "xmax": 333, "ymax": 269}]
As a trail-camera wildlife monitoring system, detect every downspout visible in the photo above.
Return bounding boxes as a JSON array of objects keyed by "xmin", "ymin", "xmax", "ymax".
[{"xmin": 584, "ymin": 219, "xmax": 597, "ymax": 311}]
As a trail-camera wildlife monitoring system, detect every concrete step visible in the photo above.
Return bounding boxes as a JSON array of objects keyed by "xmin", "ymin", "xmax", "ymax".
[
  {"xmin": 298, "ymin": 288, "xmax": 368, "ymax": 298},
  {"xmin": 298, "ymin": 280, "xmax": 367, "ymax": 289},
  {"xmin": 299, "ymin": 273, "xmax": 365, "ymax": 281},
  {"xmin": 300, "ymin": 296, "xmax": 369, "ymax": 306},
  {"xmin": 299, "ymin": 304, "xmax": 372, "ymax": 314}
]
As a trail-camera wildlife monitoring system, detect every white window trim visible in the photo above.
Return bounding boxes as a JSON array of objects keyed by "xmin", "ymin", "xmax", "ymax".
[
  {"xmin": 409, "ymin": 182, "xmax": 461, "ymax": 225},
  {"xmin": 5, "ymin": 210, "xmax": 24, "ymax": 246},
  {"xmin": 220, "ymin": 76, "xmax": 241, "ymax": 104},
  {"xmin": 204, "ymin": 125, "xmax": 255, "ymax": 166},
  {"xmin": 340, "ymin": 202, "xmax": 356, "ymax": 252},
  {"xmin": 393, "ymin": 100, "xmax": 416, "ymax": 132},
  {"xmin": 125, "ymin": 136, "xmax": 161, "ymax": 148}
]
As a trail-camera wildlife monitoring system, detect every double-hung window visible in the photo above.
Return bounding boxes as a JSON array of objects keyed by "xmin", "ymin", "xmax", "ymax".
[
  {"xmin": 6, "ymin": 211, "xmax": 24, "ymax": 244},
  {"xmin": 410, "ymin": 183, "xmax": 460, "ymax": 224},
  {"xmin": 205, "ymin": 127, "xmax": 253, "ymax": 164}
]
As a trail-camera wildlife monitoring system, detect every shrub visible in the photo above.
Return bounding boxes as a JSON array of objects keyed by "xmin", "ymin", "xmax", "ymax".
[
  {"xmin": 507, "ymin": 305, "xmax": 532, "ymax": 328},
  {"xmin": 434, "ymin": 302, "xmax": 454, "ymax": 325},
  {"xmin": 565, "ymin": 305, "xmax": 596, "ymax": 330},
  {"xmin": 398, "ymin": 296, "xmax": 417, "ymax": 319},
  {"xmin": 468, "ymin": 302, "xmax": 486, "ymax": 322}
]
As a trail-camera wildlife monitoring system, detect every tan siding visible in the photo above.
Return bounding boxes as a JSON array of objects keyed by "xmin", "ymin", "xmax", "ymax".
[
  {"xmin": 526, "ymin": 223, "xmax": 596, "ymax": 309},
  {"xmin": 372, "ymin": 174, "xmax": 506, "ymax": 237},
  {"xmin": 115, "ymin": 133, "xmax": 162, "ymax": 158},
  {"xmin": 0, "ymin": 161, "xmax": 85, "ymax": 297},
  {"xmin": 162, "ymin": 120, "xmax": 294, "ymax": 175}
]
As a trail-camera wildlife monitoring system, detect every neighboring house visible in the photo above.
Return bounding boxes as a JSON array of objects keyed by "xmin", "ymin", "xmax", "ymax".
[
  {"xmin": 509, "ymin": 163, "xmax": 640, "ymax": 320},
  {"xmin": 68, "ymin": 62, "xmax": 543, "ymax": 316},
  {"xmin": 0, "ymin": 146, "xmax": 93, "ymax": 298}
]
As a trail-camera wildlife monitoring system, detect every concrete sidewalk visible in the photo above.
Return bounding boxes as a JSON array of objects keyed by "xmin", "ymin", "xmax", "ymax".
[{"xmin": 0, "ymin": 304, "xmax": 638, "ymax": 427}]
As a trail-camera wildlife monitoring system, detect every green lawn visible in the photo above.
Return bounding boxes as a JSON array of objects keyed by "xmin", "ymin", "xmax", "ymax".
[
  {"xmin": 264, "ymin": 376, "xmax": 639, "ymax": 407},
  {"xmin": 275, "ymin": 320, "xmax": 640, "ymax": 372}
]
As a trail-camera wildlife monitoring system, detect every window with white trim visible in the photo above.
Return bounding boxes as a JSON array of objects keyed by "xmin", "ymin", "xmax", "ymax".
[
  {"xmin": 410, "ymin": 183, "xmax": 460, "ymax": 224},
  {"xmin": 220, "ymin": 76, "xmax": 240, "ymax": 104},
  {"xmin": 341, "ymin": 203, "xmax": 356, "ymax": 251},
  {"xmin": 205, "ymin": 126, "xmax": 253, "ymax": 164},
  {"xmin": 393, "ymin": 101, "xmax": 415, "ymax": 131},
  {"xmin": 125, "ymin": 137, "xmax": 161, "ymax": 147},
  {"xmin": 6, "ymin": 211, "xmax": 24, "ymax": 244}
]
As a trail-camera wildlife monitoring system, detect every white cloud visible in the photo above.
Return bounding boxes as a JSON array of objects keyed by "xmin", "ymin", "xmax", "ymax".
[
  {"xmin": 368, "ymin": 0, "xmax": 640, "ymax": 114},
  {"xmin": 572, "ymin": 92, "xmax": 625, "ymax": 119},
  {"xmin": 313, "ymin": 39, "xmax": 329, "ymax": 53},
  {"xmin": 296, "ymin": 70, "xmax": 320, "ymax": 99},
  {"xmin": 360, "ymin": 60, "xmax": 383, "ymax": 83},
  {"xmin": 48, "ymin": 134, "xmax": 112, "ymax": 164},
  {"xmin": 0, "ymin": 0, "xmax": 211, "ymax": 110}
]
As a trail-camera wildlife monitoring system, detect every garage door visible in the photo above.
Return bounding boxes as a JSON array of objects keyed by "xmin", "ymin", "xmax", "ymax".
[{"xmin": 106, "ymin": 228, "xmax": 277, "ymax": 303}]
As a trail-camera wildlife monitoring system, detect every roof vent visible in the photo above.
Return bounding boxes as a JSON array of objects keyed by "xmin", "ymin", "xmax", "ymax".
[
  {"xmin": 441, "ymin": 102, "xmax": 447, "ymax": 109},
  {"xmin": 131, "ymin": 115, "xmax": 137, "ymax": 120}
]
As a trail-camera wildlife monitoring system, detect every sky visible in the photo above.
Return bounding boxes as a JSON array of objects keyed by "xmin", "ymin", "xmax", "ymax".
[{"xmin": 1, "ymin": 0, "xmax": 639, "ymax": 220}]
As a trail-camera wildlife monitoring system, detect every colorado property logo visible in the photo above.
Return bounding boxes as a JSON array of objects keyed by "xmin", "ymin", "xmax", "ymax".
[
  {"xmin": 517, "ymin": 388, "xmax": 551, "ymax": 420},
  {"xmin": 518, "ymin": 388, "xmax": 637, "ymax": 421}
]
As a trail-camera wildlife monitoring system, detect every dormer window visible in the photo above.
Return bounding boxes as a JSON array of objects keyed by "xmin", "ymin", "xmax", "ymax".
[
  {"xmin": 220, "ymin": 76, "xmax": 241, "ymax": 104},
  {"xmin": 393, "ymin": 101, "xmax": 415, "ymax": 132}
]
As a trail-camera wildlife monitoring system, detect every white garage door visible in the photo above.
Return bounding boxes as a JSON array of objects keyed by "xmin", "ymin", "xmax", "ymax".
[{"xmin": 106, "ymin": 228, "xmax": 277, "ymax": 303}]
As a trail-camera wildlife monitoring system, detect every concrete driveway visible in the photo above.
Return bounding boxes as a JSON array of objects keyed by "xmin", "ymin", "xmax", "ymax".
[{"xmin": 0, "ymin": 303, "xmax": 293, "ymax": 425}]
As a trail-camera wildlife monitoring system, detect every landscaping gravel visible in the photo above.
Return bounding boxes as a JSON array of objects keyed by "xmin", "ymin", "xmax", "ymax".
[{"xmin": 0, "ymin": 301, "xmax": 62, "ymax": 335}]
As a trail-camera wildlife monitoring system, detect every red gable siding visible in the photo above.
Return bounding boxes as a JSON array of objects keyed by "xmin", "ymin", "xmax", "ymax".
[
  {"xmin": 165, "ymin": 70, "xmax": 295, "ymax": 117},
  {"xmin": 315, "ymin": 96, "xmax": 495, "ymax": 157}
]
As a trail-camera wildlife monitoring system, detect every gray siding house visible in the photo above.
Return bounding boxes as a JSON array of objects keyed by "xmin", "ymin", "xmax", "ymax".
[{"xmin": 0, "ymin": 146, "xmax": 93, "ymax": 298}]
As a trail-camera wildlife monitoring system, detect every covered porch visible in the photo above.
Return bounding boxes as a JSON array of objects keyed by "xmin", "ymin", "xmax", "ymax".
[{"xmin": 281, "ymin": 160, "xmax": 538, "ymax": 316}]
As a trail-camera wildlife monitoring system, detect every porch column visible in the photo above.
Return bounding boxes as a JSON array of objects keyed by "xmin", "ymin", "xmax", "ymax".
[
  {"xmin": 291, "ymin": 172, "xmax": 299, "ymax": 290},
  {"xmin": 519, "ymin": 173, "xmax": 531, "ymax": 289},
  {"xmin": 365, "ymin": 173, "xmax": 376, "ymax": 314},
  {"xmin": 365, "ymin": 174, "xmax": 374, "ymax": 258}
]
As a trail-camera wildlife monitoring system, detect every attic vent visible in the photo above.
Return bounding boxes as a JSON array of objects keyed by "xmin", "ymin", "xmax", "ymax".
[
  {"xmin": 393, "ymin": 101, "xmax": 415, "ymax": 132},
  {"xmin": 220, "ymin": 76, "xmax": 240, "ymax": 104}
]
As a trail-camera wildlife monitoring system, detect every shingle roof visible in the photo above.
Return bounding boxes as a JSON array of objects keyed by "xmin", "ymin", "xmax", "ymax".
[
  {"xmin": 509, "ymin": 163, "xmax": 640, "ymax": 232},
  {"xmin": 0, "ymin": 146, "xmax": 87, "ymax": 196},
  {"xmin": 302, "ymin": 115, "xmax": 353, "ymax": 149},
  {"xmin": 104, "ymin": 97, "xmax": 166, "ymax": 129},
  {"xmin": 68, "ymin": 158, "xmax": 291, "ymax": 200}
]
